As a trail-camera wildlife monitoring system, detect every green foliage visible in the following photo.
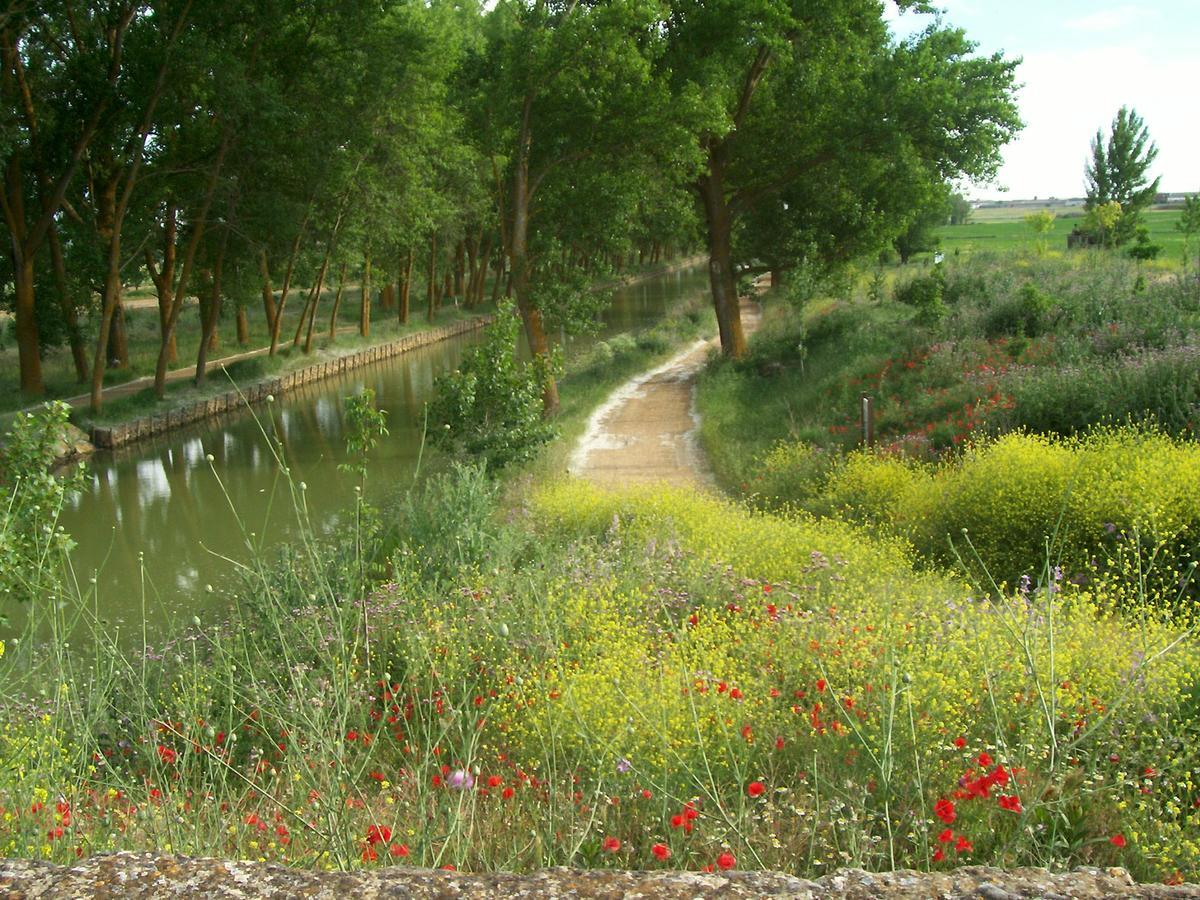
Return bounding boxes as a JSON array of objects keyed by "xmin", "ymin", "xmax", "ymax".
[
  {"xmin": 893, "ymin": 265, "xmax": 946, "ymax": 324},
  {"xmin": 1083, "ymin": 201, "xmax": 1124, "ymax": 248},
  {"xmin": 0, "ymin": 403, "xmax": 85, "ymax": 616},
  {"xmin": 393, "ymin": 461, "xmax": 500, "ymax": 583},
  {"xmin": 339, "ymin": 388, "xmax": 390, "ymax": 482},
  {"xmin": 431, "ymin": 302, "xmax": 555, "ymax": 469},
  {"xmin": 983, "ymin": 282, "xmax": 1056, "ymax": 339}
]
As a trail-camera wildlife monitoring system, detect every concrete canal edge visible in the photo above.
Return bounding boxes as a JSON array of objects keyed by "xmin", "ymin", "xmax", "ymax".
[{"xmin": 88, "ymin": 317, "xmax": 491, "ymax": 451}]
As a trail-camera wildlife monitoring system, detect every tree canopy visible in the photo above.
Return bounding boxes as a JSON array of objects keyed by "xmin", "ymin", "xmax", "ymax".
[{"xmin": 1, "ymin": 0, "xmax": 1022, "ymax": 409}]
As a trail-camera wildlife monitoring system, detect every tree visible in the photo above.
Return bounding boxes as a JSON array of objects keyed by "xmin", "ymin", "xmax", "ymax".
[
  {"xmin": 1176, "ymin": 192, "xmax": 1200, "ymax": 267},
  {"xmin": 1083, "ymin": 200, "xmax": 1122, "ymax": 249},
  {"xmin": 0, "ymin": 4, "xmax": 139, "ymax": 396},
  {"xmin": 1084, "ymin": 106, "xmax": 1160, "ymax": 246},
  {"xmin": 469, "ymin": 0, "xmax": 688, "ymax": 416},
  {"xmin": 948, "ymin": 192, "xmax": 973, "ymax": 225},
  {"xmin": 1023, "ymin": 209, "xmax": 1055, "ymax": 255},
  {"xmin": 663, "ymin": 2, "xmax": 1021, "ymax": 356},
  {"xmin": 894, "ymin": 186, "xmax": 951, "ymax": 264}
]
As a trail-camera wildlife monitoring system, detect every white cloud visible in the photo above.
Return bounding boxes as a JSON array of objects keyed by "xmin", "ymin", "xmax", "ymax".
[{"xmin": 1064, "ymin": 5, "xmax": 1154, "ymax": 32}]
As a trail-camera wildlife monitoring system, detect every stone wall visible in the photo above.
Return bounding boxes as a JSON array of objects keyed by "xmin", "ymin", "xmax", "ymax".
[
  {"xmin": 89, "ymin": 317, "xmax": 490, "ymax": 451},
  {"xmin": 1, "ymin": 853, "xmax": 1196, "ymax": 899}
]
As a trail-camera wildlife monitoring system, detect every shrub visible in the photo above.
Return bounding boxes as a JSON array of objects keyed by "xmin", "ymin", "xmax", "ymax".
[
  {"xmin": 893, "ymin": 267, "xmax": 946, "ymax": 324},
  {"xmin": 430, "ymin": 302, "xmax": 555, "ymax": 469},
  {"xmin": 0, "ymin": 402, "xmax": 85, "ymax": 617}
]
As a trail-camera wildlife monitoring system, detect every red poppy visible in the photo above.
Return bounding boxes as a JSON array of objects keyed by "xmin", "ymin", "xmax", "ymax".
[
  {"xmin": 1111, "ymin": 834, "xmax": 1127, "ymax": 848},
  {"xmin": 716, "ymin": 851, "xmax": 736, "ymax": 870},
  {"xmin": 954, "ymin": 835, "xmax": 973, "ymax": 854},
  {"xmin": 366, "ymin": 824, "xmax": 392, "ymax": 845},
  {"xmin": 953, "ymin": 736, "xmax": 966, "ymax": 749},
  {"xmin": 998, "ymin": 795, "xmax": 1022, "ymax": 813},
  {"xmin": 603, "ymin": 836, "xmax": 621, "ymax": 852},
  {"xmin": 652, "ymin": 843, "xmax": 671, "ymax": 860},
  {"xmin": 977, "ymin": 751, "xmax": 993, "ymax": 767},
  {"xmin": 671, "ymin": 813, "xmax": 685, "ymax": 829},
  {"xmin": 156, "ymin": 745, "xmax": 177, "ymax": 765},
  {"xmin": 641, "ymin": 789, "xmax": 652, "ymax": 799},
  {"xmin": 502, "ymin": 787, "xmax": 515, "ymax": 800},
  {"xmin": 389, "ymin": 843, "xmax": 410, "ymax": 857},
  {"xmin": 487, "ymin": 775, "xmax": 503, "ymax": 789},
  {"xmin": 747, "ymin": 781, "xmax": 766, "ymax": 798},
  {"xmin": 934, "ymin": 798, "xmax": 956, "ymax": 824},
  {"xmin": 938, "ymin": 828, "xmax": 953, "ymax": 843},
  {"xmin": 361, "ymin": 847, "xmax": 378, "ymax": 862},
  {"xmin": 816, "ymin": 679, "xmax": 827, "ymax": 693},
  {"xmin": 932, "ymin": 848, "xmax": 945, "ymax": 862}
]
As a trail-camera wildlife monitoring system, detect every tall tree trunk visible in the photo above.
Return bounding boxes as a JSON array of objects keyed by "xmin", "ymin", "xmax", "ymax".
[
  {"xmin": 146, "ymin": 203, "xmax": 178, "ymax": 367},
  {"xmin": 107, "ymin": 300, "xmax": 129, "ymax": 367},
  {"xmin": 154, "ymin": 129, "xmax": 231, "ymax": 399},
  {"xmin": 474, "ymin": 238, "xmax": 493, "ymax": 306},
  {"xmin": 269, "ymin": 224, "xmax": 306, "ymax": 356},
  {"xmin": 258, "ymin": 248, "xmax": 277, "ymax": 333},
  {"xmin": 236, "ymin": 304, "xmax": 249, "ymax": 344},
  {"xmin": 195, "ymin": 225, "xmax": 229, "ymax": 385},
  {"xmin": 47, "ymin": 224, "xmax": 88, "ymax": 382},
  {"xmin": 328, "ymin": 261, "xmax": 347, "ymax": 341},
  {"xmin": 397, "ymin": 249, "xmax": 412, "ymax": 324},
  {"xmin": 359, "ymin": 247, "xmax": 371, "ymax": 338},
  {"xmin": 464, "ymin": 232, "xmax": 478, "ymax": 307},
  {"xmin": 441, "ymin": 271, "xmax": 452, "ymax": 307},
  {"xmin": 426, "ymin": 233, "xmax": 437, "ymax": 323},
  {"xmin": 296, "ymin": 252, "xmax": 329, "ymax": 349},
  {"xmin": 492, "ymin": 256, "xmax": 504, "ymax": 304},
  {"xmin": 697, "ymin": 156, "xmax": 746, "ymax": 358},
  {"xmin": 510, "ymin": 95, "xmax": 559, "ymax": 417},
  {"xmin": 303, "ymin": 254, "xmax": 331, "ymax": 354},
  {"xmin": 89, "ymin": 175, "xmax": 122, "ymax": 409},
  {"xmin": 11, "ymin": 252, "xmax": 42, "ymax": 395},
  {"xmin": 453, "ymin": 239, "xmax": 465, "ymax": 299}
]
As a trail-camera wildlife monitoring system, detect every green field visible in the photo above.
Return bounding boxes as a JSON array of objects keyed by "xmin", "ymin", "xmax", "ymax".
[{"xmin": 936, "ymin": 207, "xmax": 1191, "ymax": 261}]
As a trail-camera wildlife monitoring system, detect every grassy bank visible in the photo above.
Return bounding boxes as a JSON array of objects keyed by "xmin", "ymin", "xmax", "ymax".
[
  {"xmin": 5, "ymin": 258, "xmax": 1200, "ymax": 884},
  {"xmin": 3, "ymin": 464, "xmax": 1198, "ymax": 880},
  {"xmin": 698, "ymin": 250, "xmax": 1200, "ymax": 484},
  {"xmin": 934, "ymin": 208, "xmax": 1193, "ymax": 263}
]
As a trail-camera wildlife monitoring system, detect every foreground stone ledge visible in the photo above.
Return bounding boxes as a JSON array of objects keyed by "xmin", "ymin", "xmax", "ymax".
[{"xmin": 2, "ymin": 854, "xmax": 1198, "ymax": 899}]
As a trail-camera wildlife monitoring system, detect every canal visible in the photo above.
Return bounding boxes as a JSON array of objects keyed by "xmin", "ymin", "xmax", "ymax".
[{"xmin": 31, "ymin": 265, "xmax": 710, "ymax": 638}]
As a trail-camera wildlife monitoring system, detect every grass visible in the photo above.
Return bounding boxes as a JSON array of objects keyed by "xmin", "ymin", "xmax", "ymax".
[
  {"xmin": 72, "ymin": 305, "xmax": 486, "ymax": 430},
  {"xmin": 3, "ymin": 431, "xmax": 1199, "ymax": 880},
  {"xmin": 697, "ymin": 248, "xmax": 1200, "ymax": 498},
  {"xmin": 0, "ymin": 278, "xmax": 492, "ymax": 423},
  {"xmin": 935, "ymin": 208, "xmax": 1193, "ymax": 263},
  {"xmin": 4, "ymin": 250, "xmax": 1200, "ymax": 883}
]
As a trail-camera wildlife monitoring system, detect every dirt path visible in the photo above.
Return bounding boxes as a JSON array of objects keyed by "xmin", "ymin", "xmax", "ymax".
[{"xmin": 570, "ymin": 296, "xmax": 761, "ymax": 487}]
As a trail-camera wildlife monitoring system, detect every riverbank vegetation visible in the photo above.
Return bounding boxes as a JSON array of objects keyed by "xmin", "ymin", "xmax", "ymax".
[
  {"xmin": 8, "ymin": 0, "xmax": 1200, "ymax": 889},
  {"xmin": 3, "ymin": 419, "xmax": 1199, "ymax": 882}
]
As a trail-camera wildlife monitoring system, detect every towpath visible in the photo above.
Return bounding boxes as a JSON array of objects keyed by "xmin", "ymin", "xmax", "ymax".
[{"xmin": 570, "ymin": 295, "xmax": 761, "ymax": 487}]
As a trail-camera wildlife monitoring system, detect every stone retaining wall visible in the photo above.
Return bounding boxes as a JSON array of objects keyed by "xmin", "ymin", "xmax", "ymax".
[
  {"xmin": 89, "ymin": 317, "xmax": 490, "ymax": 451},
  {"xmin": 1, "ymin": 854, "xmax": 1195, "ymax": 899}
]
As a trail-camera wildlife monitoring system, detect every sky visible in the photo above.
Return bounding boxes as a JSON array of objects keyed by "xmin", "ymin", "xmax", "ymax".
[{"xmin": 884, "ymin": 0, "xmax": 1200, "ymax": 200}]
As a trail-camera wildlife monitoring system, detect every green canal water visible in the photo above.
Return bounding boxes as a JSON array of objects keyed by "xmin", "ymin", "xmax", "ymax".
[{"xmin": 21, "ymin": 266, "xmax": 710, "ymax": 640}]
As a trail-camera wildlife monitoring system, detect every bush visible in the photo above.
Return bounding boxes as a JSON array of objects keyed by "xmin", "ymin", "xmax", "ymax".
[
  {"xmin": 0, "ymin": 402, "xmax": 85, "ymax": 618},
  {"xmin": 394, "ymin": 461, "xmax": 500, "ymax": 582},
  {"xmin": 430, "ymin": 302, "xmax": 555, "ymax": 469},
  {"xmin": 893, "ymin": 266, "xmax": 946, "ymax": 324}
]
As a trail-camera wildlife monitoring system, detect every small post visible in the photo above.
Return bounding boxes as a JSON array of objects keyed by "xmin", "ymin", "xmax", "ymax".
[{"xmin": 860, "ymin": 392, "xmax": 874, "ymax": 448}]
